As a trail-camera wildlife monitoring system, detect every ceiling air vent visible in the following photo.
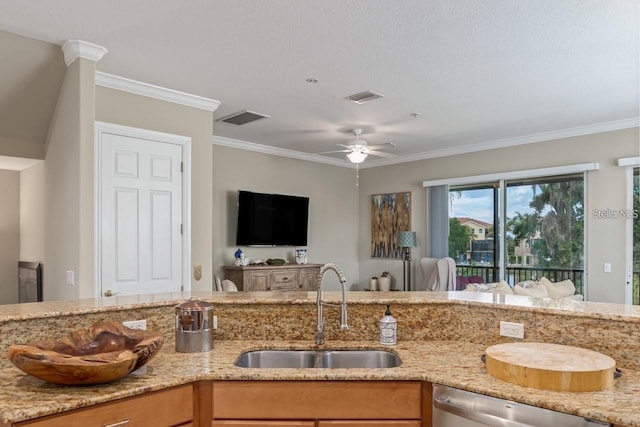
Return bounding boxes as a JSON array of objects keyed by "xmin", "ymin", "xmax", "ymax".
[
  {"xmin": 217, "ymin": 110, "xmax": 270, "ymax": 126},
  {"xmin": 345, "ymin": 91, "xmax": 384, "ymax": 104}
]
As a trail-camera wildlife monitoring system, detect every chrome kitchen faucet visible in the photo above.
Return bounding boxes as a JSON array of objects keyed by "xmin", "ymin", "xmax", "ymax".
[{"xmin": 316, "ymin": 263, "xmax": 349, "ymax": 345}]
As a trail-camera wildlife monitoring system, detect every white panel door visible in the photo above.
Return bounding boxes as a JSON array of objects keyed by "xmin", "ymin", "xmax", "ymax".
[{"xmin": 100, "ymin": 131, "xmax": 183, "ymax": 296}]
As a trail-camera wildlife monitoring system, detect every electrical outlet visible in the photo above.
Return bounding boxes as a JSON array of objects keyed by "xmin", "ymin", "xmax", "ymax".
[
  {"xmin": 500, "ymin": 321, "xmax": 524, "ymax": 339},
  {"xmin": 213, "ymin": 315, "xmax": 218, "ymax": 330},
  {"xmin": 123, "ymin": 319, "xmax": 147, "ymax": 331}
]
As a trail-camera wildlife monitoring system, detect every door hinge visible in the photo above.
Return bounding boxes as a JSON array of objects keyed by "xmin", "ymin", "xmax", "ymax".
[
  {"xmin": 180, "ymin": 224, "xmax": 184, "ymax": 235},
  {"xmin": 180, "ymin": 161, "xmax": 184, "ymax": 173}
]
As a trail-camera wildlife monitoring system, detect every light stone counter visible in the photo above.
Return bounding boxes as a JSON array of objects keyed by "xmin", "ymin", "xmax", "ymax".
[
  {"xmin": 0, "ymin": 340, "xmax": 638, "ymax": 426},
  {"xmin": 0, "ymin": 291, "xmax": 639, "ymax": 426}
]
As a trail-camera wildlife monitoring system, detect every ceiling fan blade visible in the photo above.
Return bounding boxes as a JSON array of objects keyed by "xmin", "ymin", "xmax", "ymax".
[
  {"xmin": 366, "ymin": 150, "xmax": 397, "ymax": 159},
  {"xmin": 314, "ymin": 149, "xmax": 351, "ymax": 155},
  {"xmin": 366, "ymin": 142, "xmax": 397, "ymax": 150}
]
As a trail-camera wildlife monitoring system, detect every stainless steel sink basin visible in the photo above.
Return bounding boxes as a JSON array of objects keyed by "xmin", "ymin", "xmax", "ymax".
[{"xmin": 234, "ymin": 349, "xmax": 402, "ymax": 369}]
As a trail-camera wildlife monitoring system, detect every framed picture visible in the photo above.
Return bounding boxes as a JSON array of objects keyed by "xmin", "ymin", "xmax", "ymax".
[{"xmin": 371, "ymin": 192, "xmax": 411, "ymax": 258}]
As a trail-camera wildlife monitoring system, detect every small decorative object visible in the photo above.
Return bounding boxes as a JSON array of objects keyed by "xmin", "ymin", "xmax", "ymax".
[
  {"xmin": 266, "ymin": 258, "xmax": 286, "ymax": 265},
  {"xmin": 295, "ymin": 248, "xmax": 308, "ymax": 265},
  {"xmin": 7, "ymin": 321, "xmax": 164, "ymax": 385},
  {"xmin": 378, "ymin": 271, "xmax": 391, "ymax": 291},
  {"xmin": 234, "ymin": 248, "xmax": 248, "ymax": 266},
  {"xmin": 380, "ymin": 305, "xmax": 397, "ymax": 345},
  {"xmin": 369, "ymin": 276, "xmax": 378, "ymax": 291}
]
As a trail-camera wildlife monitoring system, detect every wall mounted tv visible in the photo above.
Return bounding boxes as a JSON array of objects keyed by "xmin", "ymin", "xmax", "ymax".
[{"xmin": 235, "ymin": 190, "xmax": 309, "ymax": 246}]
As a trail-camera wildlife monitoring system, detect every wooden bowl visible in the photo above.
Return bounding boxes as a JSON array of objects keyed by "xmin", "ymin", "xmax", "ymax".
[{"xmin": 7, "ymin": 321, "xmax": 164, "ymax": 385}]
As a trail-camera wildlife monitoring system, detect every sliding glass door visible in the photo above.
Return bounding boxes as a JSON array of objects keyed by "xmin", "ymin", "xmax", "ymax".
[
  {"xmin": 449, "ymin": 174, "xmax": 585, "ymax": 293},
  {"xmin": 633, "ymin": 168, "xmax": 639, "ymax": 304}
]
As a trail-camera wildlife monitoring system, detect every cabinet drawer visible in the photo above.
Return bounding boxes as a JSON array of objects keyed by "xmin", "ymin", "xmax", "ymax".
[
  {"xmin": 18, "ymin": 385, "xmax": 193, "ymax": 427},
  {"xmin": 212, "ymin": 381, "xmax": 421, "ymax": 419},
  {"xmin": 272, "ymin": 271, "xmax": 298, "ymax": 284}
]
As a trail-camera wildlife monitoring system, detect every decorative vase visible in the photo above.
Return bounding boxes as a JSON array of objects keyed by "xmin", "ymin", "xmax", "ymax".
[
  {"xmin": 369, "ymin": 277, "xmax": 378, "ymax": 291},
  {"xmin": 295, "ymin": 248, "xmax": 308, "ymax": 265}
]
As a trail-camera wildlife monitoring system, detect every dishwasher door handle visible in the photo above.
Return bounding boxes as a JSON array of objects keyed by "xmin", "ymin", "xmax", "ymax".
[{"xmin": 434, "ymin": 395, "xmax": 530, "ymax": 427}]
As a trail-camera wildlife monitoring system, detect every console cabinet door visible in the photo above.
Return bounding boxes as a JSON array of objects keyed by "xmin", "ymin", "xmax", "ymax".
[
  {"xmin": 299, "ymin": 269, "xmax": 318, "ymax": 290},
  {"xmin": 16, "ymin": 385, "xmax": 192, "ymax": 427},
  {"xmin": 246, "ymin": 271, "xmax": 269, "ymax": 291}
]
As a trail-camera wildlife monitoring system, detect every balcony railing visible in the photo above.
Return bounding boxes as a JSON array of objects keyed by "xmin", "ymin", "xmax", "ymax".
[
  {"xmin": 455, "ymin": 265, "xmax": 585, "ymax": 296},
  {"xmin": 456, "ymin": 265, "xmax": 640, "ymax": 305}
]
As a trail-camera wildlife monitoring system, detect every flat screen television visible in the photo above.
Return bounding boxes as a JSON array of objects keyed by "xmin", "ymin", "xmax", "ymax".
[{"xmin": 235, "ymin": 190, "xmax": 309, "ymax": 246}]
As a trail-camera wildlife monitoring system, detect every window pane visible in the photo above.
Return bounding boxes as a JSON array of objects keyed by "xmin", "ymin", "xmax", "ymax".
[
  {"xmin": 449, "ymin": 186, "xmax": 497, "ymax": 284},
  {"xmin": 506, "ymin": 176, "xmax": 585, "ymax": 294}
]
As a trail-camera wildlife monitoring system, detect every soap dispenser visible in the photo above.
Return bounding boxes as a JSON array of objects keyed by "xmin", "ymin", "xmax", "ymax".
[{"xmin": 380, "ymin": 305, "xmax": 397, "ymax": 345}]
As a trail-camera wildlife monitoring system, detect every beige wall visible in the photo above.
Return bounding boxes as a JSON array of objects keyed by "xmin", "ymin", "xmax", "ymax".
[
  {"xmin": 359, "ymin": 127, "xmax": 640, "ymax": 303},
  {"xmin": 0, "ymin": 170, "xmax": 20, "ymax": 304},
  {"xmin": 212, "ymin": 145, "xmax": 360, "ymax": 291},
  {"xmin": 43, "ymin": 58, "xmax": 98, "ymax": 300},
  {"xmin": 95, "ymin": 86, "xmax": 214, "ymax": 292},
  {"xmin": 19, "ymin": 162, "xmax": 45, "ymax": 262}
]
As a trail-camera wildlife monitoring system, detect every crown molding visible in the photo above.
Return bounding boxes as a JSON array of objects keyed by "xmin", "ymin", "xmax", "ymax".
[
  {"xmin": 61, "ymin": 40, "xmax": 108, "ymax": 66},
  {"xmin": 96, "ymin": 72, "xmax": 221, "ymax": 112},
  {"xmin": 212, "ymin": 135, "xmax": 352, "ymax": 168},
  {"xmin": 212, "ymin": 117, "xmax": 639, "ymax": 169},
  {"xmin": 359, "ymin": 117, "xmax": 640, "ymax": 168}
]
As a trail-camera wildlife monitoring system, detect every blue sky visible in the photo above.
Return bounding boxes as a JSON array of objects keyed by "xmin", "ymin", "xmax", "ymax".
[{"xmin": 449, "ymin": 186, "xmax": 538, "ymax": 224}]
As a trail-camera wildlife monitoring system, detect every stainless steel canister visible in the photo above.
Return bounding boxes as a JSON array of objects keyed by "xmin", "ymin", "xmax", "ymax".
[{"xmin": 175, "ymin": 297, "xmax": 214, "ymax": 352}]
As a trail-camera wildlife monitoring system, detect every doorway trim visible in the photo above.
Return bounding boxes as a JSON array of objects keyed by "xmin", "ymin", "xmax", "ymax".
[{"xmin": 94, "ymin": 121, "xmax": 192, "ymax": 297}]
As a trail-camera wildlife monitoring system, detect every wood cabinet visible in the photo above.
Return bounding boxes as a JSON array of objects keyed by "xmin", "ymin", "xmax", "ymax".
[
  {"xmin": 223, "ymin": 264, "xmax": 322, "ymax": 291},
  {"xmin": 210, "ymin": 381, "xmax": 425, "ymax": 426},
  {"xmin": 212, "ymin": 423, "xmax": 314, "ymax": 426},
  {"xmin": 15, "ymin": 385, "xmax": 193, "ymax": 427}
]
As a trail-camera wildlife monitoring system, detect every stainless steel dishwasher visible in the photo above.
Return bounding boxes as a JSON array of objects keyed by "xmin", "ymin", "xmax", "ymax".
[{"xmin": 433, "ymin": 384, "xmax": 611, "ymax": 427}]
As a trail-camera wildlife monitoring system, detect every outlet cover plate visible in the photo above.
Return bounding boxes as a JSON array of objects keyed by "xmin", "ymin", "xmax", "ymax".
[
  {"xmin": 500, "ymin": 321, "xmax": 524, "ymax": 339},
  {"xmin": 123, "ymin": 319, "xmax": 147, "ymax": 331}
]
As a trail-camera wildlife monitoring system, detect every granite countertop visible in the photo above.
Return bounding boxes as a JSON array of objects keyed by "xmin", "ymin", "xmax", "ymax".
[
  {"xmin": 3, "ymin": 290, "xmax": 640, "ymax": 322},
  {"xmin": 1, "ymin": 339, "xmax": 638, "ymax": 426}
]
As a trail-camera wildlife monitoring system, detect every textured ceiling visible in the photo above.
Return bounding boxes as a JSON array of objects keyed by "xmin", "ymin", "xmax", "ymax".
[{"xmin": 0, "ymin": 0, "xmax": 637, "ymax": 166}]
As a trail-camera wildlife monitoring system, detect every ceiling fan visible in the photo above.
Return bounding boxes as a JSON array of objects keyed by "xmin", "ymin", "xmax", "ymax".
[{"xmin": 315, "ymin": 128, "xmax": 397, "ymax": 163}]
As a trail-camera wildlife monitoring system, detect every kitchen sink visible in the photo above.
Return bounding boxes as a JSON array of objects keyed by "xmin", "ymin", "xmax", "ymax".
[{"xmin": 234, "ymin": 349, "xmax": 402, "ymax": 369}]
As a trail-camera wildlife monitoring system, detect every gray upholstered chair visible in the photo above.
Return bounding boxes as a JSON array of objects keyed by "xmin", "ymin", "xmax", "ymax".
[{"xmin": 420, "ymin": 257, "xmax": 456, "ymax": 291}]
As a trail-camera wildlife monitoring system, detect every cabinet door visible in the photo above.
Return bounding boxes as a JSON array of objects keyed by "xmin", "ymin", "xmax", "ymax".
[
  {"xmin": 17, "ymin": 385, "xmax": 192, "ymax": 427},
  {"xmin": 212, "ymin": 381, "xmax": 421, "ymax": 419},
  {"xmin": 246, "ymin": 272, "xmax": 269, "ymax": 291},
  {"xmin": 318, "ymin": 422, "xmax": 421, "ymax": 427},
  {"xmin": 212, "ymin": 422, "xmax": 314, "ymax": 426},
  {"xmin": 299, "ymin": 269, "xmax": 319, "ymax": 290}
]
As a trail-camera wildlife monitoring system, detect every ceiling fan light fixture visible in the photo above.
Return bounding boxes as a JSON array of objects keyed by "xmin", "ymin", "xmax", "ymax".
[{"xmin": 347, "ymin": 151, "xmax": 367, "ymax": 164}]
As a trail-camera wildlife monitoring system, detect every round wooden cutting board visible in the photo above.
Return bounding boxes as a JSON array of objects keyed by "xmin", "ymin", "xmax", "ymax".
[{"xmin": 485, "ymin": 342, "xmax": 616, "ymax": 392}]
